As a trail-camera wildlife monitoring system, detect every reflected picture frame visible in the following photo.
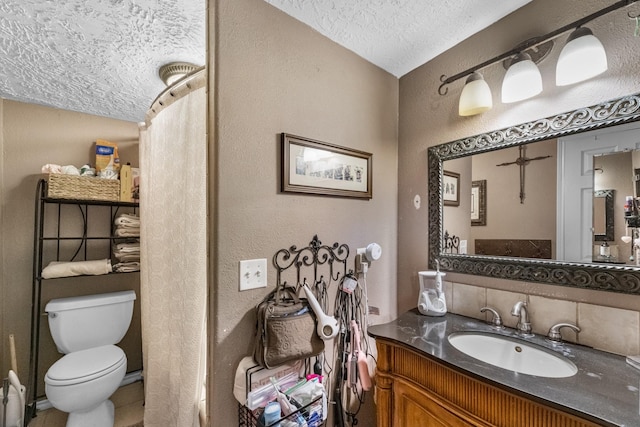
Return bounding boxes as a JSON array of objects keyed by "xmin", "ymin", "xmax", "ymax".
[
  {"xmin": 281, "ymin": 133, "xmax": 373, "ymax": 199},
  {"xmin": 471, "ymin": 180, "xmax": 486, "ymax": 226},
  {"xmin": 443, "ymin": 171, "xmax": 460, "ymax": 206}
]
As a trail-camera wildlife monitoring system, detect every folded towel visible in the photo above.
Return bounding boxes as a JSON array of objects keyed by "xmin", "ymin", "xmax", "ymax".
[
  {"xmin": 114, "ymin": 242, "xmax": 140, "ymax": 252},
  {"xmin": 113, "ymin": 253, "xmax": 140, "ymax": 262},
  {"xmin": 113, "ymin": 262, "xmax": 140, "ymax": 273},
  {"xmin": 114, "ymin": 228, "xmax": 140, "ymax": 237},
  {"xmin": 115, "ymin": 222, "xmax": 140, "ymax": 229},
  {"xmin": 113, "ymin": 247, "xmax": 140, "ymax": 255},
  {"xmin": 114, "ymin": 213, "xmax": 140, "ymax": 226},
  {"xmin": 41, "ymin": 259, "xmax": 112, "ymax": 279}
]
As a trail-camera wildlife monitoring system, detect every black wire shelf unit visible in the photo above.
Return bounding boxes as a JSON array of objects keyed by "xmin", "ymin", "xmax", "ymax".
[{"xmin": 25, "ymin": 179, "xmax": 139, "ymax": 426}]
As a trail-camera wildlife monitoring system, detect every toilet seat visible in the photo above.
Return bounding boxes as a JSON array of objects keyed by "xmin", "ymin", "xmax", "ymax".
[{"xmin": 45, "ymin": 345, "xmax": 126, "ymax": 387}]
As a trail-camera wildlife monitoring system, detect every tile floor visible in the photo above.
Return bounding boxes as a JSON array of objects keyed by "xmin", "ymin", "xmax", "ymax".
[{"xmin": 28, "ymin": 381, "xmax": 144, "ymax": 427}]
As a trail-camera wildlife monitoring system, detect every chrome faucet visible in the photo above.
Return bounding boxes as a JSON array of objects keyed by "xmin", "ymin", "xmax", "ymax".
[
  {"xmin": 511, "ymin": 301, "xmax": 533, "ymax": 336},
  {"xmin": 480, "ymin": 306, "xmax": 504, "ymax": 329},
  {"xmin": 547, "ymin": 322, "xmax": 581, "ymax": 343}
]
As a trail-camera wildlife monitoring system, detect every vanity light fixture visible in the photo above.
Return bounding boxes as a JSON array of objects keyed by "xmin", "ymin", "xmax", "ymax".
[
  {"xmin": 437, "ymin": 0, "xmax": 639, "ymax": 116},
  {"xmin": 458, "ymin": 72, "xmax": 493, "ymax": 116},
  {"xmin": 556, "ymin": 27, "xmax": 608, "ymax": 86},
  {"xmin": 501, "ymin": 53, "xmax": 543, "ymax": 103},
  {"xmin": 158, "ymin": 62, "xmax": 200, "ymax": 86}
]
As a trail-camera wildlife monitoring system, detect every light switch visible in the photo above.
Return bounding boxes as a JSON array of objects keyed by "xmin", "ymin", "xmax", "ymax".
[
  {"xmin": 459, "ymin": 240, "xmax": 468, "ymax": 254},
  {"xmin": 239, "ymin": 258, "xmax": 267, "ymax": 291}
]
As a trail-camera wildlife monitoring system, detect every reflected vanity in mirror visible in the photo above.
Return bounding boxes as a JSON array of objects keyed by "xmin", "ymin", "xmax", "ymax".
[{"xmin": 428, "ymin": 92, "xmax": 640, "ymax": 294}]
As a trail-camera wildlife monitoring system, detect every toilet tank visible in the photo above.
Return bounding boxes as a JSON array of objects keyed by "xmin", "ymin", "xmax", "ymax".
[{"xmin": 45, "ymin": 290, "xmax": 136, "ymax": 354}]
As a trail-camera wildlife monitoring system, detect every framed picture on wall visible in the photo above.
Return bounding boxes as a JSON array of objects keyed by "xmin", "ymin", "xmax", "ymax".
[
  {"xmin": 281, "ymin": 133, "xmax": 373, "ymax": 199},
  {"xmin": 443, "ymin": 171, "xmax": 460, "ymax": 206},
  {"xmin": 471, "ymin": 179, "xmax": 487, "ymax": 226}
]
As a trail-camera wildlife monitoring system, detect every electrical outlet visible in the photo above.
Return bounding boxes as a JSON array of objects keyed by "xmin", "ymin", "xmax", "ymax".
[
  {"xmin": 355, "ymin": 253, "xmax": 368, "ymax": 274},
  {"xmin": 239, "ymin": 258, "xmax": 267, "ymax": 291}
]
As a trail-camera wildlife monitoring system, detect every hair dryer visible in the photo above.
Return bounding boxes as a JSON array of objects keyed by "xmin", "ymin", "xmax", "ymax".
[{"xmin": 302, "ymin": 283, "xmax": 339, "ymax": 340}]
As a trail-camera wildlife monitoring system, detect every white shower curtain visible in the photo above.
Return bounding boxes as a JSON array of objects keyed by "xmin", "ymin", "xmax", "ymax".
[{"xmin": 139, "ymin": 70, "xmax": 207, "ymax": 427}]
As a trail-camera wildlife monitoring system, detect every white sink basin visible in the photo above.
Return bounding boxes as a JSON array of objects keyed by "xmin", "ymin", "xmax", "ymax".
[{"xmin": 448, "ymin": 332, "xmax": 578, "ymax": 378}]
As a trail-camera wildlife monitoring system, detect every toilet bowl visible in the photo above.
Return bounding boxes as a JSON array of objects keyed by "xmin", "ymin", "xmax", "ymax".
[
  {"xmin": 45, "ymin": 345, "xmax": 127, "ymax": 426},
  {"xmin": 44, "ymin": 291, "xmax": 136, "ymax": 427}
]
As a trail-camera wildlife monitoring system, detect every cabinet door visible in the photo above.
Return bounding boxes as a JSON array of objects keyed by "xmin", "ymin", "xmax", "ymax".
[{"xmin": 393, "ymin": 380, "xmax": 477, "ymax": 427}]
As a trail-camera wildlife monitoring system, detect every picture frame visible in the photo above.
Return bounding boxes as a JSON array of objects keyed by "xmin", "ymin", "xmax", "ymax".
[
  {"xmin": 281, "ymin": 133, "xmax": 373, "ymax": 199},
  {"xmin": 471, "ymin": 179, "xmax": 487, "ymax": 226},
  {"xmin": 443, "ymin": 171, "xmax": 460, "ymax": 206}
]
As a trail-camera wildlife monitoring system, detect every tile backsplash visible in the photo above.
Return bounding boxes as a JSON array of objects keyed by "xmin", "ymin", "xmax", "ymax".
[
  {"xmin": 451, "ymin": 283, "xmax": 485, "ymax": 318},
  {"xmin": 447, "ymin": 281, "xmax": 640, "ymax": 356}
]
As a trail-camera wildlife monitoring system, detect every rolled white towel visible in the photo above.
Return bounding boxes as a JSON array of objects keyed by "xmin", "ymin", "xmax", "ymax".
[{"xmin": 41, "ymin": 259, "xmax": 112, "ymax": 279}]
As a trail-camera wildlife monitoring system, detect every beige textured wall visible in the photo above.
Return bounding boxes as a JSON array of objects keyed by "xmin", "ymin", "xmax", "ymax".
[
  {"xmin": 398, "ymin": 0, "xmax": 640, "ymax": 312},
  {"xmin": 469, "ymin": 139, "xmax": 557, "ymax": 255},
  {"xmin": 211, "ymin": 0, "xmax": 398, "ymax": 424},
  {"xmin": 0, "ymin": 100, "xmax": 141, "ymax": 397}
]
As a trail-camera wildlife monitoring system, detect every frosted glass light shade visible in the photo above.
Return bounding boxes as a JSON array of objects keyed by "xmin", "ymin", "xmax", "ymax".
[
  {"xmin": 458, "ymin": 72, "xmax": 493, "ymax": 116},
  {"xmin": 501, "ymin": 53, "xmax": 542, "ymax": 103},
  {"xmin": 556, "ymin": 27, "xmax": 607, "ymax": 86}
]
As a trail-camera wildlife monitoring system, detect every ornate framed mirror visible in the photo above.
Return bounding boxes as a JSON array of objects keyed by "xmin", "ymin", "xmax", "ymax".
[{"xmin": 428, "ymin": 92, "xmax": 640, "ymax": 294}]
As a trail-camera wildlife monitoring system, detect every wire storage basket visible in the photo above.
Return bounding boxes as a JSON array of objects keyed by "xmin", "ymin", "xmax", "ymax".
[{"xmin": 238, "ymin": 395, "xmax": 324, "ymax": 427}]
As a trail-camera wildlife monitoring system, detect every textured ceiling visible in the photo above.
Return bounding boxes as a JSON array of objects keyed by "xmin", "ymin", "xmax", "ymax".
[
  {"xmin": 264, "ymin": 0, "xmax": 531, "ymax": 78},
  {"xmin": 0, "ymin": 1, "xmax": 531, "ymax": 123},
  {"xmin": 0, "ymin": 0, "xmax": 205, "ymax": 123}
]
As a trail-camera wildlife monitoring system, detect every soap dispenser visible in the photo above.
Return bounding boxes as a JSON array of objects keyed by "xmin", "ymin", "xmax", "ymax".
[{"xmin": 417, "ymin": 261, "xmax": 447, "ymax": 316}]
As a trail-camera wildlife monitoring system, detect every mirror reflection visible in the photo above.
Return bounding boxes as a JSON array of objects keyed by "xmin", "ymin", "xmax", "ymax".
[
  {"xmin": 593, "ymin": 149, "xmax": 640, "ymax": 265},
  {"xmin": 592, "ymin": 189, "xmax": 614, "ymax": 242},
  {"xmin": 442, "ymin": 121, "xmax": 640, "ymax": 266}
]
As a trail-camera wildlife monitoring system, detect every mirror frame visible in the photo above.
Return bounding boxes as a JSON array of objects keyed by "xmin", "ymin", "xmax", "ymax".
[{"xmin": 428, "ymin": 92, "xmax": 640, "ymax": 294}]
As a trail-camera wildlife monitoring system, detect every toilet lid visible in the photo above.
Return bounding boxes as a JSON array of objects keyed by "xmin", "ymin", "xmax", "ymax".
[{"xmin": 45, "ymin": 345, "xmax": 126, "ymax": 386}]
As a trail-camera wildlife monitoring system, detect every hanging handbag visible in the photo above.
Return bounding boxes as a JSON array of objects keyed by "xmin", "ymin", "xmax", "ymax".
[{"xmin": 254, "ymin": 285, "xmax": 324, "ymax": 369}]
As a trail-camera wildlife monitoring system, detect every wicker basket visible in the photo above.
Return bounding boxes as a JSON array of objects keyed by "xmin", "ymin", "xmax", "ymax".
[{"xmin": 47, "ymin": 174, "xmax": 120, "ymax": 202}]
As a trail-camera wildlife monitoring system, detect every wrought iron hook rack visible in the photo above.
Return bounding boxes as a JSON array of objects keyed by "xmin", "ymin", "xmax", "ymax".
[{"xmin": 272, "ymin": 234, "xmax": 350, "ymax": 293}]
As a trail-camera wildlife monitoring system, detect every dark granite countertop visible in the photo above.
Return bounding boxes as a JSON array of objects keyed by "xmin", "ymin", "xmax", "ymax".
[{"xmin": 368, "ymin": 310, "xmax": 640, "ymax": 427}]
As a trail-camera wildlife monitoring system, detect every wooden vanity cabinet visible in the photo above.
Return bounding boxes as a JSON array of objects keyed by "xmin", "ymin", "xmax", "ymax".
[{"xmin": 374, "ymin": 338, "xmax": 600, "ymax": 427}]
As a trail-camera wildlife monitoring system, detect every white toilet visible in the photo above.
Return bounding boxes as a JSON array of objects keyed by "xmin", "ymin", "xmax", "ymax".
[{"xmin": 44, "ymin": 290, "xmax": 136, "ymax": 427}]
